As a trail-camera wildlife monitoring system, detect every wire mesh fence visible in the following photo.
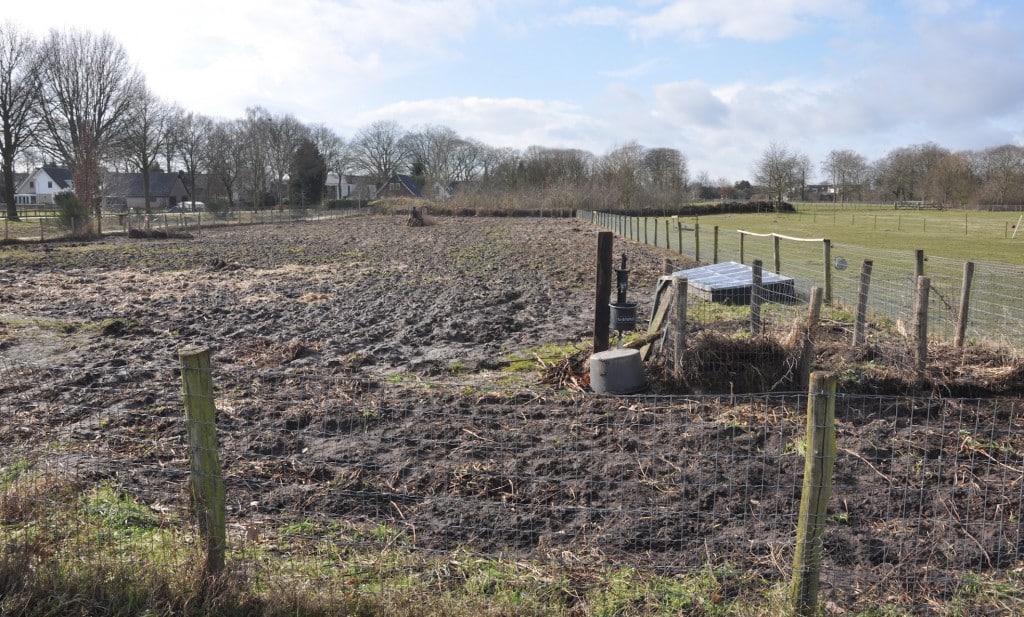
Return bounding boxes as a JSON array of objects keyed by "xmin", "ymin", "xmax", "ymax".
[
  {"xmin": 2, "ymin": 358, "xmax": 1022, "ymax": 614},
  {"xmin": 581, "ymin": 210, "xmax": 1024, "ymax": 353}
]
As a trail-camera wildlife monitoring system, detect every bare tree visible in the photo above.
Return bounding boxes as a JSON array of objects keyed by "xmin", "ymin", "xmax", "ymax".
[
  {"xmin": 0, "ymin": 22, "xmax": 41, "ymax": 220},
  {"xmin": 207, "ymin": 118, "xmax": 244, "ymax": 210},
  {"xmin": 37, "ymin": 28, "xmax": 144, "ymax": 233},
  {"xmin": 309, "ymin": 123, "xmax": 347, "ymax": 199},
  {"xmin": 351, "ymin": 119, "xmax": 408, "ymax": 185},
  {"xmin": 821, "ymin": 149, "xmax": 868, "ymax": 205},
  {"xmin": 174, "ymin": 110, "xmax": 213, "ymax": 209},
  {"xmin": 754, "ymin": 142, "xmax": 803, "ymax": 206},
  {"xmin": 119, "ymin": 86, "xmax": 174, "ymax": 213},
  {"xmin": 925, "ymin": 152, "xmax": 976, "ymax": 206},
  {"xmin": 266, "ymin": 113, "xmax": 309, "ymax": 206},
  {"xmin": 974, "ymin": 144, "xmax": 1024, "ymax": 206},
  {"xmin": 238, "ymin": 106, "xmax": 273, "ymax": 210}
]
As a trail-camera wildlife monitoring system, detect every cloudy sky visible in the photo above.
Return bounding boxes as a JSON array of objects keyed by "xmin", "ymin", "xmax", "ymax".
[{"xmin": 8, "ymin": 0, "xmax": 1024, "ymax": 181}]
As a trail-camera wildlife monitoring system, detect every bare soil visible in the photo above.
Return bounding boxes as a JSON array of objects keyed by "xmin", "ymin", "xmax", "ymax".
[{"xmin": 2, "ymin": 213, "xmax": 1022, "ymax": 613}]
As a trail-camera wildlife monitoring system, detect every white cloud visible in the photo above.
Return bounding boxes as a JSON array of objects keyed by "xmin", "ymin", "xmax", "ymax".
[
  {"xmin": 356, "ymin": 97, "xmax": 607, "ymax": 150},
  {"xmin": 652, "ymin": 81, "xmax": 729, "ymax": 126},
  {"xmin": 629, "ymin": 0, "xmax": 862, "ymax": 42}
]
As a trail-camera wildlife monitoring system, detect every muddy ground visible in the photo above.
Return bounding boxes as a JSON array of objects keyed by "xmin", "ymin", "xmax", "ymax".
[{"xmin": 1, "ymin": 213, "xmax": 1022, "ymax": 613}]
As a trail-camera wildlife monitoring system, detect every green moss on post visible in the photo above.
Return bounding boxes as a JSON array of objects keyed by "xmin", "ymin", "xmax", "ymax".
[
  {"xmin": 179, "ymin": 346, "xmax": 227, "ymax": 576},
  {"xmin": 791, "ymin": 371, "xmax": 837, "ymax": 616}
]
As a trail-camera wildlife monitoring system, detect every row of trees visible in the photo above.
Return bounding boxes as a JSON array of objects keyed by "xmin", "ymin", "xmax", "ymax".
[
  {"xmin": 4, "ymin": 22, "xmax": 1024, "ymax": 228},
  {"xmin": 755, "ymin": 142, "xmax": 1024, "ymax": 208}
]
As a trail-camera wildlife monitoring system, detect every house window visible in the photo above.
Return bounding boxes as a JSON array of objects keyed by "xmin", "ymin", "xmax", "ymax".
[
  {"xmin": 29, "ymin": 181, "xmax": 34, "ymax": 189},
  {"xmin": 48, "ymin": 181, "xmax": 53, "ymax": 188}
]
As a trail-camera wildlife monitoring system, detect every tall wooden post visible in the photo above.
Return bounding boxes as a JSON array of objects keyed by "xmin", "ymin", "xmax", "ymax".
[
  {"xmin": 914, "ymin": 276, "xmax": 930, "ymax": 383},
  {"xmin": 739, "ymin": 233, "xmax": 745, "ymax": 264},
  {"xmin": 751, "ymin": 259, "xmax": 763, "ymax": 336},
  {"xmin": 915, "ymin": 249, "xmax": 925, "ymax": 278},
  {"xmin": 673, "ymin": 276, "xmax": 688, "ymax": 379},
  {"xmin": 179, "ymin": 347, "xmax": 227, "ymax": 576},
  {"xmin": 594, "ymin": 232, "xmax": 614, "ymax": 352},
  {"xmin": 822, "ymin": 239, "xmax": 832, "ymax": 305},
  {"xmin": 954, "ymin": 262, "xmax": 974, "ymax": 348},
  {"xmin": 713, "ymin": 226, "xmax": 719, "ymax": 264},
  {"xmin": 791, "ymin": 371, "xmax": 837, "ymax": 617},
  {"xmin": 853, "ymin": 260, "xmax": 873, "ymax": 346},
  {"xmin": 694, "ymin": 222, "xmax": 701, "ymax": 262},
  {"xmin": 773, "ymin": 235, "xmax": 781, "ymax": 274},
  {"xmin": 799, "ymin": 287, "xmax": 824, "ymax": 389}
]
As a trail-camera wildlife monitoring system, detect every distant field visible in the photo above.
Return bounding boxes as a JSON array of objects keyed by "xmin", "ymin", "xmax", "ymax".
[{"xmin": 685, "ymin": 203, "xmax": 1024, "ymax": 266}]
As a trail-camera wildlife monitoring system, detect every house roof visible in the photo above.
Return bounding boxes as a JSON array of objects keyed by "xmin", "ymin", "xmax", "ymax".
[
  {"xmin": 15, "ymin": 166, "xmax": 73, "ymax": 193},
  {"xmin": 376, "ymin": 174, "xmax": 422, "ymax": 198},
  {"xmin": 41, "ymin": 166, "xmax": 73, "ymax": 190}
]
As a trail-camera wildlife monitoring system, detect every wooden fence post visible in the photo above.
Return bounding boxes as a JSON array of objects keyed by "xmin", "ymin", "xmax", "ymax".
[
  {"xmin": 673, "ymin": 276, "xmax": 688, "ymax": 379},
  {"xmin": 751, "ymin": 259, "xmax": 763, "ymax": 336},
  {"xmin": 773, "ymin": 235, "xmax": 781, "ymax": 274},
  {"xmin": 915, "ymin": 249, "xmax": 925, "ymax": 278},
  {"xmin": 713, "ymin": 226, "xmax": 719, "ymax": 264},
  {"xmin": 791, "ymin": 371, "xmax": 837, "ymax": 617},
  {"xmin": 914, "ymin": 276, "xmax": 930, "ymax": 384},
  {"xmin": 179, "ymin": 347, "xmax": 227, "ymax": 576},
  {"xmin": 594, "ymin": 232, "xmax": 614, "ymax": 353},
  {"xmin": 954, "ymin": 261, "xmax": 974, "ymax": 348},
  {"xmin": 799, "ymin": 287, "xmax": 824, "ymax": 389},
  {"xmin": 694, "ymin": 222, "xmax": 701, "ymax": 262},
  {"xmin": 853, "ymin": 260, "xmax": 873, "ymax": 346},
  {"xmin": 822, "ymin": 239, "xmax": 832, "ymax": 305},
  {"xmin": 739, "ymin": 232, "xmax": 745, "ymax": 264}
]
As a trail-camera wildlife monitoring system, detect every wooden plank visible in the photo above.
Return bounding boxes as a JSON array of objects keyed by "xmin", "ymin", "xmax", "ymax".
[{"xmin": 640, "ymin": 276, "xmax": 675, "ymax": 360}]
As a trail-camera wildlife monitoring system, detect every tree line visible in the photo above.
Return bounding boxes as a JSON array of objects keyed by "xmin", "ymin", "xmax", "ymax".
[{"xmin": 3, "ymin": 23, "xmax": 1024, "ymax": 231}]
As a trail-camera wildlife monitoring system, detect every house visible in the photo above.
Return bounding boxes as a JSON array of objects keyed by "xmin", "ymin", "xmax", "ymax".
[
  {"xmin": 102, "ymin": 171, "xmax": 191, "ymax": 211},
  {"xmin": 374, "ymin": 174, "xmax": 423, "ymax": 199},
  {"xmin": 14, "ymin": 166, "xmax": 74, "ymax": 206}
]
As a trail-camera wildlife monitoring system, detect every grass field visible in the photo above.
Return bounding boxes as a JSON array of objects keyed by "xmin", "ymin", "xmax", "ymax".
[{"xmin": 690, "ymin": 203, "xmax": 1024, "ymax": 265}]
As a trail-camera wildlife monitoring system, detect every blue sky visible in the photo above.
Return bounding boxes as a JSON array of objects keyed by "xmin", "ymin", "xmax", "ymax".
[{"xmin": 8, "ymin": 0, "xmax": 1024, "ymax": 181}]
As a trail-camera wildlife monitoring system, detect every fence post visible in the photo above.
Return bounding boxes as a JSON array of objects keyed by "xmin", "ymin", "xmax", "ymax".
[
  {"xmin": 914, "ymin": 276, "xmax": 930, "ymax": 384},
  {"xmin": 853, "ymin": 260, "xmax": 873, "ymax": 346},
  {"xmin": 799, "ymin": 287, "xmax": 824, "ymax": 389},
  {"xmin": 739, "ymin": 232, "xmax": 745, "ymax": 264},
  {"xmin": 954, "ymin": 261, "xmax": 974, "ymax": 348},
  {"xmin": 791, "ymin": 371, "xmax": 837, "ymax": 617},
  {"xmin": 179, "ymin": 347, "xmax": 227, "ymax": 576},
  {"xmin": 773, "ymin": 235, "xmax": 781, "ymax": 274},
  {"xmin": 594, "ymin": 231, "xmax": 614, "ymax": 353},
  {"xmin": 673, "ymin": 276, "xmax": 688, "ymax": 379},
  {"xmin": 665, "ymin": 219, "xmax": 670, "ymax": 250},
  {"xmin": 822, "ymin": 239, "xmax": 832, "ymax": 305},
  {"xmin": 713, "ymin": 226, "xmax": 719, "ymax": 264},
  {"xmin": 654, "ymin": 218, "xmax": 659, "ymax": 247},
  {"xmin": 751, "ymin": 259, "xmax": 763, "ymax": 336},
  {"xmin": 695, "ymin": 222, "xmax": 701, "ymax": 262},
  {"xmin": 915, "ymin": 249, "xmax": 925, "ymax": 278},
  {"xmin": 644, "ymin": 217, "xmax": 649, "ymax": 244}
]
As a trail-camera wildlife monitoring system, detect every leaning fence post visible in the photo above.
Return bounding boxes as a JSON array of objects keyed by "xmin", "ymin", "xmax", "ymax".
[
  {"xmin": 954, "ymin": 261, "xmax": 974, "ymax": 348},
  {"xmin": 179, "ymin": 346, "xmax": 227, "ymax": 576},
  {"xmin": 852, "ymin": 260, "xmax": 873, "ymax": 346},
  {"xmin": 791, "ymin": 371, "xmax": 837, "ymax": 617}
]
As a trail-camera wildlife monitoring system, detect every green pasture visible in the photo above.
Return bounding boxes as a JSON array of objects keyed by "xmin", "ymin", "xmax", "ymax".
[{"xmin": 689, "ymin": 204, "xmax": 1024, "ymax": 266}]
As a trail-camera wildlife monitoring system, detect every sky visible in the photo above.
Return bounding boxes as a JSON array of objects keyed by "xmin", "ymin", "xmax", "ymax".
[{"xmin": 7, "ymin": 0, "xmax": 1024, "ymax": 182}]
